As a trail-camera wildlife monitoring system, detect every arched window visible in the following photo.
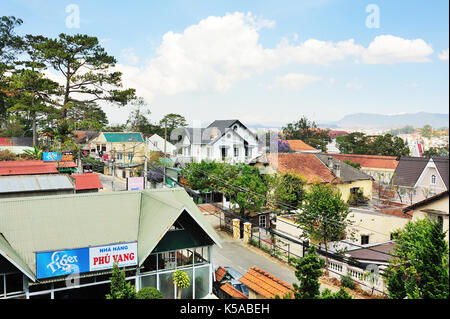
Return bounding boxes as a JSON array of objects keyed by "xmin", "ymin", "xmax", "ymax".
[{"xmin": 431, "ymin": 174, "xmax": 436, "ymax": 185}]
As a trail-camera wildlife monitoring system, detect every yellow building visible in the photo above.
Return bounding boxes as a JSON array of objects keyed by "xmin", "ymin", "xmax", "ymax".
[
  {"xmin": 250, "ymin": 153, "xmax": 374, "ymax": 203},
  {"xmin": 403, "ymin": 190, "xmax": 449, "ymax": 242}
]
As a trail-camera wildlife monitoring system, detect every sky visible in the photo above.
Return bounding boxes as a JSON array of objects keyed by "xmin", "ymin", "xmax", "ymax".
[{"xmin": 2, "ymin": 0, "xmax": 449, "ymax": 127}]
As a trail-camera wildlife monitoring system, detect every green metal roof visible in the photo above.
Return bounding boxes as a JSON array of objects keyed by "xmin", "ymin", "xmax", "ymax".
[
  {"xmin": 0, "ymin": 188, "xmax": 222, "ymax": 282},
  {"xmin": 103, "ymin": 132, "xmax": 144, "ymax": 143}
]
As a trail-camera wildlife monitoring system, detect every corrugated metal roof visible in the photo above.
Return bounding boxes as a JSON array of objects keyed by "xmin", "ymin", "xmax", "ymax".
[
  {"xmin": 0, "ymin": 174, "xmax": 75, "ymax": 193},
  {"xmin": 103, "ymin": 132, "xmax": 144, "ymax": 143},
  {"xmin": 0, "ymin": 188, "xmax": 222, "ymax": 281}
]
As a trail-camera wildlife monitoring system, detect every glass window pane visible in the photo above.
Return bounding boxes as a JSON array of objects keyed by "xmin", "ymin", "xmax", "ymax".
[
  {"xmin": 140, "ymin": 274, "xmax": 157, "ymax": 289},
  {"xmin": 177, "ymin": 249, "xmax": 193, "ymax": 267},
  {"xmin": 159, "ymin": 272, "xmax": 175, "ymax": 299},
  {"xmin": 142, "ymin": 254, "xmax": 157, "ymax": 272},
  {"xmin": 194, "ymin": 266, "xmax": 210, "ymax": 299},
  {"xmin": 6, "ymin": 273, "xmax": 23, "ymax": 294},
  {"xmin": 159, "ymin": 252, "xmax": 176, "ymax": 270},
  {"xmin": 0, "ymin": 275, "xmax": 4, "ymax": 296},
  {"xmin": 180, "ymin": 269, "xmax": 193, "ymax": 299}
]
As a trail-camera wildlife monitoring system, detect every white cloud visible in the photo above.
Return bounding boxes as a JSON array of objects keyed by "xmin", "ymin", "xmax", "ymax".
[
  {"xmin": 121, "ymin": 48, "xmax": 139, "ymax": 65},
  {"xmin": 362, "ymin": 35, "xmax": 434, "ymax": 64},
  {"xmin": 438, "ymin": 49, "xmax": 449, "ymax": 61},
  {"xmin": 111, "ymin": 13, "xmax": 434, "ymax": 102},
  {"xmin": 275, "ymin": 73, "xmax": 322, "ymax": 90},
  {"xmin": 329, "ymin": 77, "xmax": 335, "ymax": 85}
]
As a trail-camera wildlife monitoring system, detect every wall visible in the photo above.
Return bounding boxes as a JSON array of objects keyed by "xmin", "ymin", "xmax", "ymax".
[
  {"xmin": 410, "ymin": 195, "xmax": 449, "ymax": 242},
  {"xmin": 337, "ymin": 179, "xmax": 373, "ymax": 202},
  {"xmin": 347, "ymin": 208, "xmax": 410, "ymax": 245}
]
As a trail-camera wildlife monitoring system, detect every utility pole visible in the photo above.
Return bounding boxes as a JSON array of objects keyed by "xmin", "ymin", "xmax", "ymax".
[
  {"xmin": 144, "ymin": 137, "xmax": 148, "ymax": 189},
  {"xmin": 163, "ymin": 119, "xmax": 167, "ymax": 188},
  {"xmin": 112, "ymin": 149, "xmax": 115, "ymax": 192}
]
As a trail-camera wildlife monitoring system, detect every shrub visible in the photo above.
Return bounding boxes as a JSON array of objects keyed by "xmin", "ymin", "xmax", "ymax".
[
  {"xmin": 0, "ymin": 150, "xmax": 17, "ymax": 161},
  {"xmin": 136, "ymin": 287, "xmax": 163, "ymax": 299},
  {"xmin": 340, "ymin": 274, "xmax": 356, "ymax": 290}
]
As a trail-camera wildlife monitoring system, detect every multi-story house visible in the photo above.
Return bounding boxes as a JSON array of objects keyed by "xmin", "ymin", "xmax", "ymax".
[
  {"xmin": 173, "ymin": 120, "xmax": 262, "ymax": 166},
  {"xmin": 391, "ymin": 156, "xmax": 449, "ymax": 205}
]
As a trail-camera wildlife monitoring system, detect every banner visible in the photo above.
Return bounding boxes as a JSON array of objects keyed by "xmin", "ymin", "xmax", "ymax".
[
  {"xmin": 43, "ymin": 152, "xmax": 62, "ymax": 162},
  {"xmin": 127, "ymin": 177, "xmax": 145, "ymax": 190},
  {"xmin": 36, "ymin": 242, "xmax": 138, "ymax": 279}
]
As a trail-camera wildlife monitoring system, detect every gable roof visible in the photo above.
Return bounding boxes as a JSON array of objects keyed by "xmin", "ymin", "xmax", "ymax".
[
  {"xmin": 0, "ymin": 188, "xmax": 221, "ymax": 282},
  {"xmin": 73, "ymin": 131, "xmax": 100, "ymax": 144},
  {"xmin": 286, "ymin": 140, "xmax": 318, "ymax": 153},
  {"xmin": 346, "ymin": 242, "xmax": 395, "ymax": 264},
  {"xmin": 329, "ymin": 154, "xmax": 399, "ymax": 170},
  {"xmin": 266, "ymin": 153, "xmax": 336, "ymax": 183},
  {"xmin": 315, "ymin": 154, "xmax": 374, "ymax": 183},
  {"xmin": 391, "ymin": 156, "xmax": 449, "ymax": 188},
  {"xmin": 103, "ymin": 132, "xmax": 144, "ymax": 143},
  {"xmin": 238, "ymin": 266, "xmax": 294, "ymax": 299},
  {"xmin": 402, "ymin": 190, "xmax": 449, "ymax": 214},
  {"xmin": 71, "ymin": 173, "xmax": 103, "ymax": 191},
  {"xmin": 265, "ymin": 153, "xmax": 372, "ymax": 184}
]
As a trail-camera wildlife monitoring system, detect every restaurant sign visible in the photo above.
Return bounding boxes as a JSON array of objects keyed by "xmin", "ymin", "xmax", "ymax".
[{"xmin": 36, "ymin": 242, "xmax": 138, "ymax": 279}]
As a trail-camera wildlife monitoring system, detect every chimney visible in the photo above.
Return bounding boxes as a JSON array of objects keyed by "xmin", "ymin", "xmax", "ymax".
[
  {"xmin": 327, "ymin": 156, "xmax": 333, "ymax": 169},
  {"xmin": 334, "ymin": 163, "xmax": 341, "ymax": 178}
]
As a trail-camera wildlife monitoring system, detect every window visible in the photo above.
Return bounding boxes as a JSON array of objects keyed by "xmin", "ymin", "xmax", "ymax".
[
  {"xmin": 234, "ymin": 147, "xmax": 239, "ymax": 157},
  {"xmin": 206, "ymin": 147, "xmax": 211, "ymax": 158},
  {"xmin": 154, "ymin": 141, "xmax": 158, "ymax": 147},
  {"xmin": 361, "ymin": 235, "xmax": 369, "ymax": 245},
  {"xmin": 128, "ymin": 153, "xmax": 133, "ymax": 161},
  {"xmin": 350, "ymin": 187, "xmax": 360, "ymax": 194},
  {"xmin": 437, "ymin": 216, "xmax": 444, "ymax": 232},
  {"xmin": 259, "ymin": 215, "xmax": 266, "ymax": 229},
  {"xmin": 431, "ymin": 174, "xmax": 436, "ymax": 185},
  {"xmin": 116, "ymin": 153, "xmax": 123, "ymax": 160}
]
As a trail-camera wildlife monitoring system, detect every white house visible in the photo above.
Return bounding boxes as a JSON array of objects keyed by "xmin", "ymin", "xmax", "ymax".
[
  {"xmin": 173, "ymin": 120, "xmax": 263, "ymax": 166},
  {"xmin": 148, "ymin": 134, "xmax": 177, "ymax": 156}
]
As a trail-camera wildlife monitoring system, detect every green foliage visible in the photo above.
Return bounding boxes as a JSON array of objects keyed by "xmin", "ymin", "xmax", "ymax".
[
  {"xmin": 386, "ymin": 218, "xmax": 449, "ymax": 299},
  {"xmin": 271, "ymin": 171, "xmax": 306, "ymax": 213},
  {"xmin": 282, "ymin": 116, "xmax": 331, "ymax": 152},
  {"xmin": 423, "ymin": 146, "xmax": 449, "ymax": 157},
  {"xmin": 295, "ymin": 183, "xmax": 351, "ymax": 252},
  {"xmin": 181, "ymin": 161, "xmax": 267, "ymax": 217},
  {"xmin": 22, "ymin": 145, "xmax": 43, "ymax": 160},
  {"xmin": 136, "ymin": 287, "xmax": 164, "ymax": 299},
  {"xmin": 293, "ymin": 247, "xmax": 325, "ymax": 299},
  {"xmin": 340, "ymin": 274, "xmax": 356, "ymax": 290},
  {"xmin": 320, "ymin": 287, "xmax": 353, "ymax": 299},
  {"xmin": 106, "ymin": 263, "xmax": 136, "ymax": 299},
  {"xmin": 343, "ymin": 160, "xmax": 361, "ymax": 169},
  {"xmin": 336, "ymin": 132, "xmax": 410, "ymax": 157}
]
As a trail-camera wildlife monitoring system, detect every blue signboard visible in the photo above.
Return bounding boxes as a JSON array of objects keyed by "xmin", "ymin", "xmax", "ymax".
[
  {"xmin": 43, "ymin": 152, "xmax": 62, "ymax": 162},
  {"xmin": 35, "ymin": 242, "xmax": 138, "ymax": 279},
  {"xmin": 36, "ymin": 248, "xmax": 90, "ymax": 279}
]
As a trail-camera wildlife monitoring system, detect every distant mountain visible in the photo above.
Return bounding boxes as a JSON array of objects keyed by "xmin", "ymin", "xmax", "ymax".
[{"xmin": 320, "ymin": 112, "xmax": 449, "ymax": 129}]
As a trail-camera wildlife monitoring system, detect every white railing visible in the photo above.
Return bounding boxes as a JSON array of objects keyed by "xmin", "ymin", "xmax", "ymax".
[{"xmin": 326, "ymin": 257, "xmax": 386, "ymax": 294}]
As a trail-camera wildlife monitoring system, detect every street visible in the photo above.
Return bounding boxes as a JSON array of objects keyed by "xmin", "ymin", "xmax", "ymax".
[{"xmin": 97, "ymin": 173, "xmax": 126, "ymax": 192}]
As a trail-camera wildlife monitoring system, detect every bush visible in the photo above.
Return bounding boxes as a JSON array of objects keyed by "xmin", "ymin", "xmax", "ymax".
[
  {"xmin": 340, "ymin": 274, "xmax": 356, "ymax": 290},
  {"xmin": 0, "ymin": 150, "xmax": 17, "ymax": 161},
  {"xmin": 136, "ymin": 287, "xmax": 163, "ymax": 299}
]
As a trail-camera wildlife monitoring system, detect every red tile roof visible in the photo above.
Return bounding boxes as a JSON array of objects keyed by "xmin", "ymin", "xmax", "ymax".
[
  {"xmin": 71, "ymin": 173, "xmax": 103, "ymax": 190},
  {"xmin": 286, "ymin": 140, "xmax": 318, "ymax": 152},
  {"xmin": 239, "ymin": 266, "xmax": 294, "ymax": 299},
  {"xmin": 266, "ymin": 153, "xmax": 337, "ymax": 184},
  {"xmin": 215, "ymin": 266, "xmax": 228, "ymax": 282},
  {"xmin": 329, "ymin": 154, "xmax": 399, "ymax": 170},
  {"xmin": 220, "ymin": 283, "xmax": 248, "ymax": 299}
]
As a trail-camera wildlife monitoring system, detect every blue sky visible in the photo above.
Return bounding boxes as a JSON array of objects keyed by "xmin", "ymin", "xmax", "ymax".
[{"xmin": 2, "ymin": 0, "xmax": 449, "ymax": 127}]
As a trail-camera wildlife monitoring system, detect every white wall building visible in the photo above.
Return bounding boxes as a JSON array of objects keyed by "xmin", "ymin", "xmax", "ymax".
[
  {"xmin": 148, "ymin": 134, "xmax": 177, "ymax": 156},
  {"xmin": 173, "ymin": 120, "xmax": 263, "ymax": 166}
]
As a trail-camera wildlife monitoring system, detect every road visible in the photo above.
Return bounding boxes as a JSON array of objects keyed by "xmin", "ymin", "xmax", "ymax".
[{"xmin": 97, "ymin": 173, "xmax": 126, "ymax": 192}]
